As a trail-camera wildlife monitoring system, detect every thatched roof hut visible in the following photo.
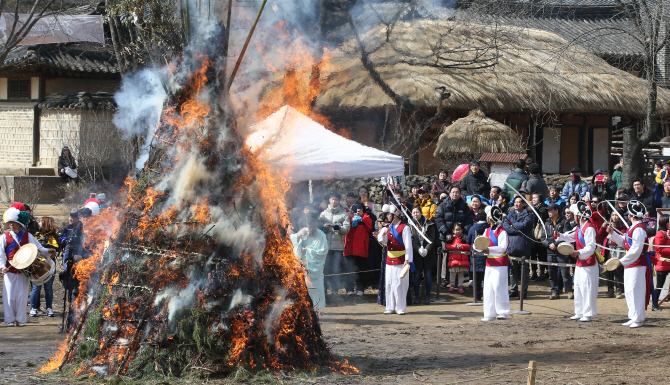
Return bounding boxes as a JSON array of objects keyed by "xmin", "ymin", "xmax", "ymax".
[
  {"xmin": 433, "ymin": 110, "xmax": 521, "ymax": 157},
  {"xmin": 261, "ymin": 19, "xmax": 670, "ymax": 116}
]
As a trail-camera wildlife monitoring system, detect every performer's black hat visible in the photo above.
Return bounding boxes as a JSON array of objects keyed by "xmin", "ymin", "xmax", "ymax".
[{"xmin": 627, "ymin": 200, "xmax": 647, "ymax": 219}]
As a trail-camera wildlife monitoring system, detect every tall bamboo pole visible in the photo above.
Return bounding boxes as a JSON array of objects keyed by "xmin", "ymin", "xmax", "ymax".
[{"xmin": 226, "ymin": 0, "xmax": 267, "ymax": 91}]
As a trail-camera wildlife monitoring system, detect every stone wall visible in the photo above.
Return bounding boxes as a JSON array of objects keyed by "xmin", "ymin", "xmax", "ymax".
[
  {"xmin": 0, "ymin": 105, "xmax": 34, "ymax": 167},
  {"xmin": 40, "ymin": 109, "xmax": 81, "ymax": 167}
]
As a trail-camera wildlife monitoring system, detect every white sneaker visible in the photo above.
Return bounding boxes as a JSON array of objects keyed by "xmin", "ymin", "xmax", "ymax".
[
  {"xmin": 570, "ymin": 314, "xmax": 582, "ymax": 320},
  {"xmin": 629, "ymin": 322, "xmax": 644, "ymax": 328},
  {"xmin": 6, "ymin": 322, "xmax": 15, "ymax": 327},
  {"xmin": 383, "ymin": 310, "xmax": 393, "ymax": 314},
  {"xmin": 356, "ymin": 291, "xmax": 364, "ymax": 296},
  {"xmin": 29, "ymin": 309, "xmax": 37, "ymax": 317},
  {"xmin": 396, "ymin": 311, "xmax": 405, "ymax": 315},
  {"xmin": 622, "ymin": 320, "xmax": 634, "ymax": 326},
  {"xmin": 347, "ymin": 291, "xmax": 354, "ymax": 296},
  {"xmin": 496, "ymin": 315, "xmax": 507, "ymax": 320},
  {"xmin": 46, "ymin": 308, "xmax": 54, "ymax": 317},
  {"xmin": 579, "ymin": 316, "xmax": 591, "ymax": 322},
  {"xmin": 481, "ymin": 317, "xmax": 495, "ymax": 322},
  {"xmin": 16, "ymin": 323, "xmax": 26, "ymax": 327}
]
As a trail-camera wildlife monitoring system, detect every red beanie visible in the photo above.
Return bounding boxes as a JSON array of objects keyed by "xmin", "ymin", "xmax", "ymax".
[{"xmin": 10, "ymin": 202, "xmax": 25, "ymax": 211}]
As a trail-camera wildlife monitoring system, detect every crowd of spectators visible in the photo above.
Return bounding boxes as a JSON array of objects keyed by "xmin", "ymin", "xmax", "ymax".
[{"xmin": 289, "ymin": 156, "xmax": 670, "ymax": 312}]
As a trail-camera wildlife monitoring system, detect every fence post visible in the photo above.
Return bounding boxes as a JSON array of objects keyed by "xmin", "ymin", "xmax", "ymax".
[
  {"xmin": 512, "ymin": 257, "xmax": 532, "ymax": 315},
  {"xmin": 527, "ymin": 360, "xmax": 537, "ymax": 385},
  {"xmin": 466, "ymin": 251, "xmax": 482, "ymax": 306}
]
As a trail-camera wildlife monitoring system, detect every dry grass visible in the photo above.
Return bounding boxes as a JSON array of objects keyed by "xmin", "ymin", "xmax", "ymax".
[
  {"xmin": 433, "ymin": 109, "xmax": 521, "ymax": 156},
  {"xmin": 262, "ymin": 19, "xmax": 670, "ymax": 117}
]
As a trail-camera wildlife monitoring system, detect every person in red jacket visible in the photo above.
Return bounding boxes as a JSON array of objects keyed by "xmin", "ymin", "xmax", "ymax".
[
  {"xmin": 653, "ymin": 214, "xmax": 670, "ymax": 310},
  {"xmin": 445, "ymin": 223, "xmax": 471, "ymax": 294},
  {"xmin": 344, "ymin": 204, "xmax": 374, "ymax": 295}
]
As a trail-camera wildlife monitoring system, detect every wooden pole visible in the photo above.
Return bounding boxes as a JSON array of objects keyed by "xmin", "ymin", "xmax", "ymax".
[
  {"xmin": 227, "ymin": 0, "xmax": 268, "ymax": 91},
  {"xmin": 527, "ymin": 360, "xmax": 537, "ymax": 385}
]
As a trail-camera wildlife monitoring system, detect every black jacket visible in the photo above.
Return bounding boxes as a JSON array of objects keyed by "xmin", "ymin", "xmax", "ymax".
[
  {"xmin": 460, "ymin": 170, "xmax": 490, "ymax": 197},
  {"xmin": 434, "ymin": 197, "xmax": 474, "ymax": 239},
  {"xmin": 502, "ymin": 208, "xmax": 534, "ymax": 256},
  {"xmin": 58, "ymin": 148, "xmax": 77, "ymax": 171},
  {"xmin": 591, "ymin": 180, "xmax": 616, "ymax": 201},
  {"xmin": 540, "ymin": 216, "xmax": 568, "ymax": 257},
  {"xmin": 634, "ymin": 188, "xmax": 657, "ymax": 217},
  {"xmin": 411, "ymin": 217, "xmax": 439, "ymax": 271}
]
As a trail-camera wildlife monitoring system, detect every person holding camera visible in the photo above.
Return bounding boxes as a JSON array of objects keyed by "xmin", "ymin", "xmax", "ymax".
[
  {"xmin": 319, "ymin": 192, "xmax": 351, "ymax": 294},
  {"xmin": 590, "ymin": 170, "xmax": 616, "ymax": 201},
  {"xmin": 30, "ymin": 217, "xmax": 61, "ymax": 317},
  {"xmin": 59, "ymin": 209, "xmax": 84, "ymax": 304},
  {"xmin": 1, "ymin": 206, "xmax": 56, "ymax": 326}
]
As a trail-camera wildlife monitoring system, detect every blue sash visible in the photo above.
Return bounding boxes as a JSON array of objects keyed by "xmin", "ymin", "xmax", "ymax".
[
  {"xmin": 389, "ymin": 224, "xmax": 404, "ymax": 247},
  {"xmin": 577, "ymin": 226, "xmax": 585, "ymax": 246},
  {"xmin": 5, "ymin": 230, "xmax": 25, "ymax": 255},
  {"xmin": 489, "ymin": 227, "xmax": 498, "ymax": 246}
]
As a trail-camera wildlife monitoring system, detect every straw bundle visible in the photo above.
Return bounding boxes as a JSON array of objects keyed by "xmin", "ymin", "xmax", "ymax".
[
  {"xmin": 434, "ymin": 109, "xmax": 520, "ymax": 157},
  {"xmin": 262, "ymin": 19, "xmax": 670, "ymax": 117}
]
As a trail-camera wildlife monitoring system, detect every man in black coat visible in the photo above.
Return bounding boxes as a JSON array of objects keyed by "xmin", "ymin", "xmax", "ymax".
[
  {"xmin": 540, "ymin": 204, "xmax": 572, "ymax": 300},
  {"xmin": 632, "ymin": 178, "xmax": 657, "ymax": 217},
  {"xmin": 460, "ymin": 160, "xmax": 491, "ymax": 198},
  {"xmin": 434, "ymin": 186, "xmax": 474, "ymax": 241},
  {"xmin": 503, "ymin": 196, "xmax": 534, "ymax": 298}
]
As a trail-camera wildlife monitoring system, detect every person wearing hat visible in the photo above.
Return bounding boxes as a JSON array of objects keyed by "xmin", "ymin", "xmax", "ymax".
[
  {"xmin": 377, "ymin": 204, "xmax": 413, "ymax": 315},
  {"xmin": 474, "ymin": 205, "xmax": 510, "ymax": 321},
  {"xmin": 413, "ymin": 186, "xmax": 438, "ymax": 220},
  {"xmin": 540, "ymin": 204, "xmax": 572, "ymax": 300},
  {"xmin": 561, "ymin": 168, "xmax": 589, "ymax": 201},
  {"xmin": 291, "ymin": 212, "xmax": 329, "ymax": 311},
  {"xmin": 1, "ymin": 206, "xmax": 56, "ymax": 326},
  {"xmin": 606, "ymin": 201, "xmax": 653, "ymax": 328},
  {"xmin": 556, "ymin": 202, "xmax": 599, "ymax": 322},
  {"xmin": 590, "ymin": 170, "xmax": 616, "ymax": 201}
]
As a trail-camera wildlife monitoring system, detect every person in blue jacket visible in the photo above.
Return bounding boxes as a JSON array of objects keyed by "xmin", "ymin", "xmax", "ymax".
[
  {"xmin": 545, "ymin": 185, "xmax": 567, "ymax": 213},
  {"xmin": 503, "ymin": 196, "xmax": 534, "ymax": 298},
  {"xmin": 561, "ymin": 167, "xmax": 589, "ymax": 200},
  {"xmin": 467, "ymin": 211, "xmax": 489, "ymax": 301}
]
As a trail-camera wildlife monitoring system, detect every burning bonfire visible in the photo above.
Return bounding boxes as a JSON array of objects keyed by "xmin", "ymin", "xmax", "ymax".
[{"xmin": 38, "ymin": 21, "xmax": 357, "ymax": 379}]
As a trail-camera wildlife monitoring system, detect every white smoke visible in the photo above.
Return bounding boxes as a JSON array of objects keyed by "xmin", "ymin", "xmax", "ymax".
[{"xmin": 113, "ymin": 68, "xmax": 167, "ymax": 170}]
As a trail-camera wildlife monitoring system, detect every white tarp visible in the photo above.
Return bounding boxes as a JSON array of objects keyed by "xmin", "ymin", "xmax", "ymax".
[
  {"xmin": 0, "ymin": 14, "xmax": 104, "ymax": 45},
  {"xmin": 246, "ymin": 105, "xmax": 405, "ymax": 181}
]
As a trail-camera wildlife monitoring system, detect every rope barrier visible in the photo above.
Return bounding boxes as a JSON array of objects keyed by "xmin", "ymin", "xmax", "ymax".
[{"xmin": 323, "ymin": 269, "xmax": 381, "ymax": 277}]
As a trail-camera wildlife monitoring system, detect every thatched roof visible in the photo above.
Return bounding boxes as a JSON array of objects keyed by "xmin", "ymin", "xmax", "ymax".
[
  {"xmin": 261, "ymin": 19, "xmax": 670, "ymax": 117},
  {"xmin": 434, "ymin": 110, "xmax": 521, "ymax": 157}
]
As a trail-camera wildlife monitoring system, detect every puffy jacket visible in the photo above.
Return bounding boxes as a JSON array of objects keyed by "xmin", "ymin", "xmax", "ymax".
[
  {"xmin": 466, "ymin": 221, "xmax": 489, "ymax": 272},
  {"xmin": 413, "ymin": 197, "xmax": 438, "ymax": 219},
  {"xmin": 446, "ymin": 236, "xmax": 471, "ymax": 269},
  {"xmin": 591, "ymin": 180, "xmax": 617, "ymax": 201},
  {"xmin": 523, "ymin": 174, "xmax": 547, "ymax": 197},
  {"xmin": 544, "ymin": 197, "xmax": 566, "ymax": 213},
  {"xmin": 344, "ymin": 213, "xmax": 372, "ymax": 258},
  {"xmin": 460, "ymin": 170, "xmax": 490, "ymax": 197},
  {"xmin": 319, "ymin": 205, "xmax": 350, "ymax": 251},
  {"xmin": 502, "ymin": 208, "xmax": 534, "ymax": 256},
  {"xmin": 561, "ymin": 180, "xmax": 589, "ymax": 200},
  {"xmin": 539, "ymin": 216, "xmax": 568, "ymax": 257},
  {"xmin": 411, "ymin": 217, "xmax": 439, "ymax": 271},
  {"xmin": 634, "ymin": 188, "xmax": 657, "ymax": 217},
  {"xmin": 655, "ymin": 182, "xmax": 670, "ymax": 208},
  {"xmin": 434, "ymin": 198, "xmax": 474, "ymax": 238},
  {"xmin": 505, "ymin": 168, "xmax": 528, "ymax": 195},
  {"xmin": 611, "ymin": 165, "xmax": 623, "ymax": 189}
]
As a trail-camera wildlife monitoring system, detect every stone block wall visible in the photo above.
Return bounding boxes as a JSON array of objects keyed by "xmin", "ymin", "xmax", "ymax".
[
  {"xmin": 0, "ymin": 105, "xmax": 34, "ymax": 167},
  {"xmin": 40, "ymin": 109, "xmax": 81, "ymax": 167}
]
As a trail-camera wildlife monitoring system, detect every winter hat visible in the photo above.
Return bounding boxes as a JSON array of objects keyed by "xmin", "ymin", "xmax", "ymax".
[
  {"xmin": 10, "ymin": 202, "xmax": 25, "ymax": 211},
  {"xmin": 627, "ymin": 200, "xmax": 647, "ymax": 219},
  {"xmin": 3, "ymin": 207, "xmax": 29, "ymax": 228},
  {"xmin": 351, "ymin": 204, "xmax": 363, "ymax": 213}
]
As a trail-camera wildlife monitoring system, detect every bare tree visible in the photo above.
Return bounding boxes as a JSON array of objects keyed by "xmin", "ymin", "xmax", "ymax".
[{"xmin": 0, "ymin": 0, "xmax": 57, "ymax": 65}]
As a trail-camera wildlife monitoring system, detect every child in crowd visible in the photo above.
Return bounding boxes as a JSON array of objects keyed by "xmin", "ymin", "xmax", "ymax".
[{"xmin": 445, "ymin": 223, "xmax": 471, "ymax": 294}]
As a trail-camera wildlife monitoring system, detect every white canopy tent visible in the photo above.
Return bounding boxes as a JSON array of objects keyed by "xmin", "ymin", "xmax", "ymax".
[{"xmin": 246, "ymin": 105, "xmax": 405, "ymax": 181}]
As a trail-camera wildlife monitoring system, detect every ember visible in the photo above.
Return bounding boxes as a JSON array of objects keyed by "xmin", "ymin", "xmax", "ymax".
[{"xmin": 38, "ymin": 8, "xmax": 357, "ymax": 379}]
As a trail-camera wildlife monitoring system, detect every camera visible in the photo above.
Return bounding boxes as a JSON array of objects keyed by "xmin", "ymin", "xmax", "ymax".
[
  {"xmin": 595, "ymin": 175, "xmax": 604, "ymax": 185},
  {"xmin": 332, "ymin": 223, "xmax": 342, "ymax": 231}
]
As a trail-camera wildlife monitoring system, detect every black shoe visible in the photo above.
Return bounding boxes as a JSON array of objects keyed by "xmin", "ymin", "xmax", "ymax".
[
  {"xmin": 530, "ymin": 275, "xmax": 537, "ymax": 281},
  {"xmin": 536, "ymin": 275, "xmax": 546, "ymax": 282},
  {"xmin": 510, "ymin": 291, "xmax": 519, "ymax": 298}
]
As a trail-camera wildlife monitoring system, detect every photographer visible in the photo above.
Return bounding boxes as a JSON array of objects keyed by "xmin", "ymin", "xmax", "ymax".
[
  {"xmin": 59, "ymin": 209, "xmax": 84, "ymax": 303},
  {"xmin": 319, "ymin": 192, "xmax": 351, "ymax": 294},
  {"xmin": 590, "ymin": 170, "xmax": 616, "ymax": 201}
]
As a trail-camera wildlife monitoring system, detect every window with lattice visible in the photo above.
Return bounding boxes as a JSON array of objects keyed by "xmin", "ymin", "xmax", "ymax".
[{"xmin": 8, "ymin": 79, "xmax": 30, "ymax": 99}]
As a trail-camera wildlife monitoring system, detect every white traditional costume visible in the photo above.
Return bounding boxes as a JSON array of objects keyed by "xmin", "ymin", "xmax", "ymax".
[
  {"xmin": 607, "ymin": 201, "xmax": 651, "ymax": 328},
  {"xmin": 1, "ymin": 207, "xmax": 51, "ymax": 326},
  {"xmin": 559, "ymin": 202, "xmax": 598, "ymax": 322},
  {"xmin": 291, "ymin": 227, "xmax": 329, "ymax": 311},
  {"xmin": 474, "ymin": 206, "xmax": 510, "ymax": 321},
  {"xmin": 377, "ymin": 207, "xmax": 413, "ymax": 314}
]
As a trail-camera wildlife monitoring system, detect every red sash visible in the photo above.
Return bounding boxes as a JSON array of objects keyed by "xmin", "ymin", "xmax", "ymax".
[
  {"xmin": 386, "ymin": 223, "xmax": 406, "ymax": 265},
  {"xmin": 574, "ymin": 223, "xmax": 597, "ymax": 267},
  {"xmin": 623, "ymin": 223, "xmax": 649, "ymax": 268},
  {"xmin": 5, "ymin": 231, "xmax": 29, "ymax": 274}
]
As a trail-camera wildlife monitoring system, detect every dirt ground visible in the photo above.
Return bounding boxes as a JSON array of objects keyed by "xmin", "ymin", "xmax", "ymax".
[{"xmin": 1, "ymin": 278, "xmax": 669, "ymax": 384}]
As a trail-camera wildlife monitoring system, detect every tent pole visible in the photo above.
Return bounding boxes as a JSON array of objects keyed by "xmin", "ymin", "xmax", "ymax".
[{"xmin": 309, "ymin": 180, "xmax": 313, "ymax": 203}]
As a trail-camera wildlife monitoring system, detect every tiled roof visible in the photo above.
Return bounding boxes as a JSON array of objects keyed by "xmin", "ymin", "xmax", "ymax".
[
  {"xmin": 38, "ymin": 92, "xmax": 116, "ymax": 110},
  {"xmin": 1, "ymin": 43, "xmax": 119, "ymax": 75},
  {"xmin": 479, "ymin": 153, "xmax": 529, "ymax": 163}
]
